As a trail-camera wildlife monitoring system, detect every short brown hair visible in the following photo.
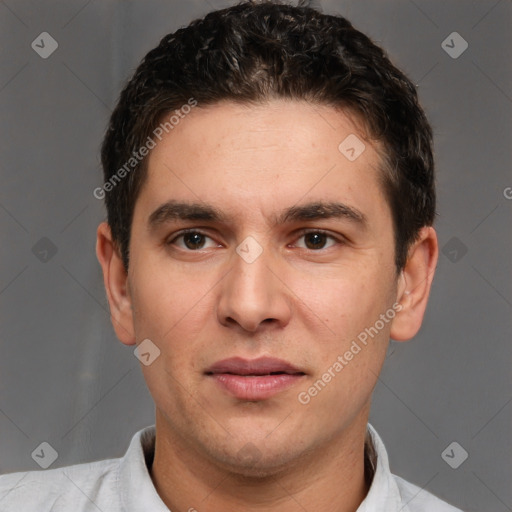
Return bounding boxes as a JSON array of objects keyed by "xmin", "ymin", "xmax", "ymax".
[{"xmin": 100, "ymin": 0, "xmax": 435, "ymax": 274}]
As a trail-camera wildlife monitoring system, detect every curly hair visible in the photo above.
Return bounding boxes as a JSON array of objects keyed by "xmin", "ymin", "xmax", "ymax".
[{"xmin": 100, "ymin": 0, "xmax": 435, "ymax": 274}]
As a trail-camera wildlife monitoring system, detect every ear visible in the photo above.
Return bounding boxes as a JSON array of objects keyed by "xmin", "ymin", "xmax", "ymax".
[
  {"xmin": 95, "ymin": 221, "xmax": 136, "ymax": 346},
  {"xmin": 390, "ymin": 226, "xmax": 438, "ymax": 342}
]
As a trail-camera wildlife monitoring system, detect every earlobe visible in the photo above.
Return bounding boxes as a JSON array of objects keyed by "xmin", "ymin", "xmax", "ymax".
[
  {"xmin": 95, "ymin": 222, "xmax": 136, "ymax": 346},
  {"xmin": 390, "ymin": 226, "xmax": 439, "ymax": 342}
]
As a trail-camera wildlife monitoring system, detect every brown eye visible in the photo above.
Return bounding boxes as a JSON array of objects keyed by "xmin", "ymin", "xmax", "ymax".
[
  {"xmin": 304, "ymin": 232, "xmax": 328, "ymax": 250},
  {"xmin": 182, "ymin": 232, "xmax": 206, "ymax": 250},
  {"xmin": 294, "ymin": 230, "xmax": 340, "ymax": 251},
  {"xmin": 168, "ymin": 230, "xmax": 218, "ymax": 251}
]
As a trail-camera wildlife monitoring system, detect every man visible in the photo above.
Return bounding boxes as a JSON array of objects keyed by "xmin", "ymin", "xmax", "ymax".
[{"xmin": 0, "ymin": 1, "xmax": 465, "ymax": 510}]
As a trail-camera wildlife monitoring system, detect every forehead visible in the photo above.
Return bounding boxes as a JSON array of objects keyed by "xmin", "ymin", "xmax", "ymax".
[{"xmin": 135, "ymin": 100, "xmax": 391, "ymax": 233}]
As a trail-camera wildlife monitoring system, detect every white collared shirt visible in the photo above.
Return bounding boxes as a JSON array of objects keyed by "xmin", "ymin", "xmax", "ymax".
[{"xmin": 0, "ymin": 423, "xmax": 464, "ymax": 511}]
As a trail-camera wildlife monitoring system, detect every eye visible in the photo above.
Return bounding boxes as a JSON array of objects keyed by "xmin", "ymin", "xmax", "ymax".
[
  {"xmin": 167, "ymin": 230, "xmax": 219, "ymax": 251},
  {"xmin": 167, "ymin": 229, "xmax": 343, "ymax": 252},
  {"xmin": 292, "ymin": 230, "xmax": 341, "ymax": 251}
]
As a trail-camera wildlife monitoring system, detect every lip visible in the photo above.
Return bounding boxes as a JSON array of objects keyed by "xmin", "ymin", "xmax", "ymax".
[
  {"xmin": 206, "ymin": 356, "xmax": 304, "ymax": 376},
  {"xmin": 205, "ymin": 357, "xmax": 306, "ymax": 400}
]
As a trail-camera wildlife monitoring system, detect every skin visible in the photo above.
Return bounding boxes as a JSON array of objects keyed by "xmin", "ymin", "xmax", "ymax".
[{"xmin": 96, "ymin": 99, "xmax": 438, "ymax": 512}]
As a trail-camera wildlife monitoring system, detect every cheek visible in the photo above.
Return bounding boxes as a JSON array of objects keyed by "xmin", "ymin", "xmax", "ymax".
[
  {"xmin": 130, "ymin": 262, "xmax": 214, "ymax": 343},
  {"xmin": 133, "ymin": 267, "xmax": 212, "ymax": 399},
  {"xmin": 303, "ymin": 279, "xmax": 393, "ymax": 395},
  {"xmin": 308, "ymin": 270, "xmax": 388, "ymax": 332}
]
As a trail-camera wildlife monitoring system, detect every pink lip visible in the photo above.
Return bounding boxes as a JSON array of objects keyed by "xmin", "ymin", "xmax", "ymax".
[{"xmin": 205, "ymin": 357, "xmax": 306, "ymax": 400}]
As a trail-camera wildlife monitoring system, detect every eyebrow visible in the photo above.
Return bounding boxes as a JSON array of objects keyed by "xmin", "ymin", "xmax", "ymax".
[{"xmin": 147, "ymin": 200, "xmax": 368, "ymax": 232}]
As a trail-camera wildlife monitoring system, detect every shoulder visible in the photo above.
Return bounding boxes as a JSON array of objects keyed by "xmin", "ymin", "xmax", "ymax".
[
  {"xmin": 393, "ymin": 474, "xmax": 465, "ymax": 512},
  {"xmin": 0, "ymin": 457, "xmax": 120, "ymax": 511}
]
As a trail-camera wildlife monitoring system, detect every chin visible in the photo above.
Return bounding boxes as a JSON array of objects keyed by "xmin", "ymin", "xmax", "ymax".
[
  {"xmin": 213, "ymin": 441, "xmax": 303, "ymax": 480},
  {"xmin": 223, "ymin": 457, "xmax": 292, "ymax": 480}
]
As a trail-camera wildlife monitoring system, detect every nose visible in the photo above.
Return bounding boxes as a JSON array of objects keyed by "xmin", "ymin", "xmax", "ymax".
[{"xmin": 216, "ymin": 238, "xmax": 292, "ymax": 333}]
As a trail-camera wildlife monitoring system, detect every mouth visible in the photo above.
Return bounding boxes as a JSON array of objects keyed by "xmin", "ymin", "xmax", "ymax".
[
  {"xmin": 205, "ymin": 357, "xmax": 306, "ymax": 400},
  {"xmin": 205, "ymin": 356, "xmax": 305, "ymax": 376}
]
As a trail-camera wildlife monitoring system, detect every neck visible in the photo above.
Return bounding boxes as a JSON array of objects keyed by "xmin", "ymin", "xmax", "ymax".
[{"xmin": 150, "ymin": 410, "xmax": 373, "ymax": 512}]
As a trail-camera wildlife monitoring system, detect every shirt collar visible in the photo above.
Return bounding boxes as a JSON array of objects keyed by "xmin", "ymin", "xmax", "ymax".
[
  {"xmin": 358, "ymin": 423, "xmax": 408, "ymax": 511},
  {"xmin": 118, "ymin": 424, "xmax": 169, "ymax": 512},
  {"xmin": 118, "ymin": 422, "xmax": 406, "ymax": 512}
]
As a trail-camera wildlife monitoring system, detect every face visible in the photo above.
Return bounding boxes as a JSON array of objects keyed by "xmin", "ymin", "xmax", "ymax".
[{"xmin": 101, "ymin": 100, "xmax": 416, "ymax": 475}]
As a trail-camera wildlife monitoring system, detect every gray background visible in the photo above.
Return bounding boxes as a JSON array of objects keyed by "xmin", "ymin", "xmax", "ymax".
[{"xmin": 0, "ymin": 1, "xmax": 510, "ymax": 510}]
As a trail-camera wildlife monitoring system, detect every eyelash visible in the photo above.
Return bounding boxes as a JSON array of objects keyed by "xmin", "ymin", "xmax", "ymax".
[{"xmin": 167, "ymin": 228, "xmax": 344, "ymax": 251}]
